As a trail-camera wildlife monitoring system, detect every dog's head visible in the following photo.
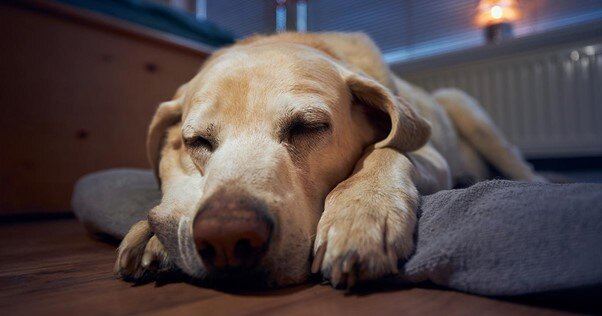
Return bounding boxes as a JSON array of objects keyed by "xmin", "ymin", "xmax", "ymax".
[{"xmin": 146, "ymin": 38, "xmax": 430, "ymax": 287}]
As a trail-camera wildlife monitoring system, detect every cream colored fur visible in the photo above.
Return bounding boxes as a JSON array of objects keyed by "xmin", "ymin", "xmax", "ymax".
[{"xmin": 115, "ymin": 32, "xmax": 542, "ymax": 288}]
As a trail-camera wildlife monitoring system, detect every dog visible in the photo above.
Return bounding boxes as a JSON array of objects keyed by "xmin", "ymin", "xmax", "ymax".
[{"xmin": 114, "ymin": 32, "xmax": 543, "ymax": 289}]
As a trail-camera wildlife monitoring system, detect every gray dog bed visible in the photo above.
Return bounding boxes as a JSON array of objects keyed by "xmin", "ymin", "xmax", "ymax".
[{"xmin": 72, "ymin": 168, "xmax": 602, "ymax": 296}]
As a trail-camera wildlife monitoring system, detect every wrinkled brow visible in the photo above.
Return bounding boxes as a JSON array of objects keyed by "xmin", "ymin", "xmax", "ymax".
[
  {"xmin": 289, "ymin": 83, "xmax": 327, "ymax": 96},
  {"xmin": 181, "ymin": 122, "xmax": 218, "ymax": 140},
  {"xmin": 289, "ymin": 80, "xmax": 339, "ymax": 104}
]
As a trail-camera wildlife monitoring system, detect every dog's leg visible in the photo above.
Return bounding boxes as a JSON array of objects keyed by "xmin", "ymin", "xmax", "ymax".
[
  {"xmin": 433, "ymin": 88, "xmax": 545, "ymax": 182},
  {"xmin": 454, "ymin": 136, "xmax": 490, "ymax": 186},
  {"xmin": 115, "ymin": 220, "xmax": 172, "ymax": 281},
  {"xmin": 312, "ymin": 146, "xmax": 444, "ymax": 289}
]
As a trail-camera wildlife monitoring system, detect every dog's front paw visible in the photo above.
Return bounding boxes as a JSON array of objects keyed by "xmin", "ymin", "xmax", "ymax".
[
  {"xmin": 115, "ymin": 220, "xmax": 171, "ymax": 281},
  {"xmin": 311, "ymin": 201, "xmax": 416, "ymax": 289}
]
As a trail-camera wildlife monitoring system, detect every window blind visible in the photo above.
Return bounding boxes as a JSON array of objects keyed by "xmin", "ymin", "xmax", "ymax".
[{"xmin": 204, "ymin": 0, "xmax": 602, "ymax": 63}]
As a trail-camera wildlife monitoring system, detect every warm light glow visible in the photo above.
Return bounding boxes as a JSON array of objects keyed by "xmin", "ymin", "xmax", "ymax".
[
  {"xmin": 491, "ymin": 6, "xmax": 503, "ymax": 20},
  {"xmin": 476, "ymin": 0, "xmax": 520, "ymax": 26}
]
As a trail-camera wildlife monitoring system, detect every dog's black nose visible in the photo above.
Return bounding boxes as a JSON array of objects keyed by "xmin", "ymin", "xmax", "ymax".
[{"xmin": 193, "ymin": 194, "xmax": 273, "ymax": 271}]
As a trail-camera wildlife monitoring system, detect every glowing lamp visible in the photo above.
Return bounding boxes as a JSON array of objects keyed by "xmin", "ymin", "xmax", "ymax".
[{"xmin": 475, "ymin": 0, "xmax": 520, "ymax": 43}]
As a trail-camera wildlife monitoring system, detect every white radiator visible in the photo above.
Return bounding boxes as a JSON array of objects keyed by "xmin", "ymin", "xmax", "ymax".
[{"xmin": 403, "ymin": 42, "xmax": 602, "ymax": 159}]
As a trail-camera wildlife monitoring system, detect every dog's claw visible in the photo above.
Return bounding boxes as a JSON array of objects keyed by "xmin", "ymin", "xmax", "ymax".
[
  {"xmin": 328, "ymin": 252, "xmax": 359, "ymax": 289},
  {"xmin": 141, "ymin": 251, "xmax": 154, "ymax": 268},
  {"xmin": 115, "ymin": 221, "xmax": 170, "ymax": 281},
  {"xmin": 331, "ymin": 259, "xmax": 342, "ymax": 288},
  {"xmin": 119, "ymin": 248, "xmax": 130, "ymax": 270},
  {"xmin": 311, "ymin": 243, "xmax": 327, "ymax": 274},
  {"xmin": 346, "ymin": 270, "xmax": 357, "ymax": 290},
  {"xmin": 141, "ymin": 236, "xmax": 165, "ymax": 269},
  {"xmin": 342, "ymin": 252, "xmax": 358, "ymax": 274},
  {"xmin": 388, "ymin": 251, "xmax": 399, "ymax": 274}
]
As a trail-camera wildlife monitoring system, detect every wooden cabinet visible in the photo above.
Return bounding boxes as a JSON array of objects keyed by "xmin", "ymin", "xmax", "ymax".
[{"xmin": 0, "ymin": 1, "xmax": 212, "ymax": 215}]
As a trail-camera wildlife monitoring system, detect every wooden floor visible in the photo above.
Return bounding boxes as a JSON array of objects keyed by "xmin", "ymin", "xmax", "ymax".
[{"xmin": 0, "ymin": 219, "xmax": 589, "ymax": 315}]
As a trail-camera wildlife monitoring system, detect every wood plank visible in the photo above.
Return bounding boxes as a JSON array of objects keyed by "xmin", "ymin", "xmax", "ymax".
[{"xmin": 0, "ymin": 219, "xmax": 580, "ymax": 315}]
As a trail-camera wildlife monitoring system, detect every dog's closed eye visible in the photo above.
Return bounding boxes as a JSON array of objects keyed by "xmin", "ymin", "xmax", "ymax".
[
  {"xmin": 284, "ymin": 120, "xmax": 330, "ymax": 143},
  {"xmin": 182, "ymin": 123, "xmax": 218, "ymax": 154},
  {"xmin": 289, "ymin": 121, "xmax": 330, "ymax": 137},
  {"xmin": 184, "ymin": 135, "xmax": 214, "ymax": 152}
]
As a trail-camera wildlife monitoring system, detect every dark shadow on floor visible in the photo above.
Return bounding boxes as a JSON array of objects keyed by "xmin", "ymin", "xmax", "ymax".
[{"xmin": 499, "ymin": 286, "xmax": 602, "ymax": 315}]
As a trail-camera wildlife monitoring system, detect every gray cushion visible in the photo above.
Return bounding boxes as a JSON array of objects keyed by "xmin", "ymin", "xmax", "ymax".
[
  {"xmin": 72, "ymin": 168, "xmax": 161, "ymax": 240},
  {"xmin": 403, "ymin": 180, "xmax": 602, "ymax": 296},
  {"xmin": 72, "ymin": 168, "xmax": 602, "ymax": 296}
]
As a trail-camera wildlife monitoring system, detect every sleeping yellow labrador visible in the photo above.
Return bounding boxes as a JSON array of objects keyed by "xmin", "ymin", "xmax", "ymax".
[{"xmin": 115, "ymin": 32, "xmax": 543, "ymax": 288}]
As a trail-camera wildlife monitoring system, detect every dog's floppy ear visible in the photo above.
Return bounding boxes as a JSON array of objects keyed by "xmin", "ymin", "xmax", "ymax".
[
  {"xmin": 345, "ymin": 72, "xmax": 431, "ymax": 152},
  {"xmin": 147, "ymin": 83, "xmax": 187, "ymax": 181}
]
